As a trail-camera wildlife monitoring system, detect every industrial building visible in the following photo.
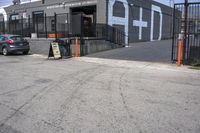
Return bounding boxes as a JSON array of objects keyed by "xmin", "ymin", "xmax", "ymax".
[{"xmin": 0, "ymin": 0, "xmax": 173, "ymax": 44}]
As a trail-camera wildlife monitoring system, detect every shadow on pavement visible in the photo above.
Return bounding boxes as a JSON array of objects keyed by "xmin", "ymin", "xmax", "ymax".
[{"xmin": 86, "ymin": 40, "xmax": 172, "ymax": 64}]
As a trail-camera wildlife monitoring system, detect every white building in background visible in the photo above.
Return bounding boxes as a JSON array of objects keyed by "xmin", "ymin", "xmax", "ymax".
[
  {"xmin": 0, "ymin": 0, "xmax": 43, "ymax": 20},
  {"xmin": 0, "ymin": 5, "xmax": 8, "ymax": 21},
  {"xmin": 20, "ymin": 0, "xmax": 42, "ymax": 4}
]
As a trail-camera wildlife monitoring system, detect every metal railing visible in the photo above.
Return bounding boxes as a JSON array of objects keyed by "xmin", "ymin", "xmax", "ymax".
[
  {"xmin": 0, "ymin": 13, "xmax": 126, "ymax": 46},
  {"xmin": 172, "ymin": 2, "xmax": 200, "ymax": 64}
]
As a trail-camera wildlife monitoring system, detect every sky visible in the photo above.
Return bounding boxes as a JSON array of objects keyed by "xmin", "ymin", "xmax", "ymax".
[{"xmin": 0, "ymin": 0, "xmax": 200, "ymax": 7}]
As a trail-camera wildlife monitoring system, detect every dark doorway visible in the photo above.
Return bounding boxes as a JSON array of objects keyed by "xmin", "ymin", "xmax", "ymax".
[
  {"xmin": 71, "ymin": 6, "xmax": 96, "ymax": 37},
  {"xmin": 32, "ymin": 11, "xmax": 44, "ymax": 37}
]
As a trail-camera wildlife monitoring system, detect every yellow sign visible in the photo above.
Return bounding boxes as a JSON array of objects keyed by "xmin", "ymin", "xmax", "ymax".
[{"xmin": 51, "ymin": 42, "xmax": 61, "ymax": 59}]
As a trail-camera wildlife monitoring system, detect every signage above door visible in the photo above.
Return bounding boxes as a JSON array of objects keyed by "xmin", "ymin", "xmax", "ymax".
[{"xmin": 47, "ymin": 0, "xmax": 97, "ymax": 10}]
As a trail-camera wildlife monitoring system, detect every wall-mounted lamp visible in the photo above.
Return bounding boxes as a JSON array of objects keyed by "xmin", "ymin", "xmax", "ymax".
[
  {"xmin": 130, "ymin": 3, "xmax": 134, "ymax": 7},
  {"xmin": 62, "ymin": 2, "xmax": 66, "ymax": 9}
]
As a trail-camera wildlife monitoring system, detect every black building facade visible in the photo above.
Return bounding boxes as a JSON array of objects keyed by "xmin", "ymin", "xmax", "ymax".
[{"xmin": 0, "ymin": 0, "xmax": 173, "ymax": 44}]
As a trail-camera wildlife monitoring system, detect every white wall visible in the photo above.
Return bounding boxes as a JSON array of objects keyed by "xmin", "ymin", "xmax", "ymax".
[{"xmin": 0, "ymin": 7, "xmax": 7, "ymax": 21}]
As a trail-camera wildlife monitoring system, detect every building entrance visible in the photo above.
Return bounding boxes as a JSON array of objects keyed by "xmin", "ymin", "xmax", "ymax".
[
  {"xmin": 32, "ymin": 11, "xmax": 44, "ymax": 37},
  {"xmin": 71, "ymin": 6, "xmax": 96, "ymax": 37}
]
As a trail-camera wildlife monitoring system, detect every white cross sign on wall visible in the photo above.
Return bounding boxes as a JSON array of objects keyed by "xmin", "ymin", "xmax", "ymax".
[{"xmin": 133, "ymin": 8, "xmax": 148, "ymax": 40}]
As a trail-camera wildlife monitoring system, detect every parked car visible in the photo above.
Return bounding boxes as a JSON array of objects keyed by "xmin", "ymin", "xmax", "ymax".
[{"xmin": 0, "ymin": 34, "xmax": 30, "ymax": 56}]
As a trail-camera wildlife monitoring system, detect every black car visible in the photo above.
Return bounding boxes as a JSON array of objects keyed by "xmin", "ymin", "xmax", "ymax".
[{"xmin": 0, "ymin": 35, "xmax": 30, "ymax": 56}]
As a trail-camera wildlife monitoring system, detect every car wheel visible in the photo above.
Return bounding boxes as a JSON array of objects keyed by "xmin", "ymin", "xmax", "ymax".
[
  {"xmin": 2, "ymin": 47, "xmax": 8, "ymax": 56},
  {"xmin": 23, "ymin": 51, "xmax": 29, "ymax": 55}
]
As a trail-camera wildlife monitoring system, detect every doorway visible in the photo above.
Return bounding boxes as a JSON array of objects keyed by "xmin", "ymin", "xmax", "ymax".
[
  {"xmin": 32, "ymin": 11, "xmax": 44, "ymax": 37},
  {"xmin": 71, "ymin": 5, "xmax": 96, "ymax": 37}
]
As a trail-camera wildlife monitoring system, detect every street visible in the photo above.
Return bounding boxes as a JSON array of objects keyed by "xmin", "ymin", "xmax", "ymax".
[{"xmin": 0, "ymin": 55, "xmax": 200, "ymax": 133}]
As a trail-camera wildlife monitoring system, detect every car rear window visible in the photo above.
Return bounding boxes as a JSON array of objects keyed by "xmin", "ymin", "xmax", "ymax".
[{"xmin": 10, "ymin": 36, "xmax": 23, "ymax": 41}]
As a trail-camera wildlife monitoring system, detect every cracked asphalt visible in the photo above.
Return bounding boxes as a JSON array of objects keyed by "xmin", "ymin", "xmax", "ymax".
[{"xmin": 0, "ymin": 54, "xmax": 200, "ymax": 133}]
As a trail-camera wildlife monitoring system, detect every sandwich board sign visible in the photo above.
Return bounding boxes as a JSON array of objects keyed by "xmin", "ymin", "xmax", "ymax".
[{"xmin": 48, "ymin": 42, "xmax": 61, "ymax": 59}]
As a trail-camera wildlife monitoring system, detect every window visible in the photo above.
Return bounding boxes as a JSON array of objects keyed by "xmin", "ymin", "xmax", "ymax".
[
  {"xmin": 10, "ymin": 36, "xmax": 23, "ymax": 41},
  {"xmin": 0, "ymin": 36, "xmax": 6, "ymax": 41},
  {"xmin": 10, "ymin": 14, "xmax": 19, "ymax": 20},
  {"xmin": 0, "ymin": 36, "xmax": 3, "ymax": 41}
]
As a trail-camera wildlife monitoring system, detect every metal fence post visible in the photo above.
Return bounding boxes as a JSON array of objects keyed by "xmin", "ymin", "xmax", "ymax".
[
  {"xmin": 112, "ymin": 27, "xmax": 115, "ymax": 43},
  {"xmin": 107, "ymin": 25, "xmax": 109, "ymax": 41},
  {"xmin": 21, "ymin": 16, "xmax": 24, "ymax": 37},
  {"xmin": 36, "ymin": 16, "xmax": 39, "ymax": 38},
  {"xmin": 28, "ymin": 15, "xmax": 31, "ymax": 37},
  {"xmin": 67, "ymin": 13, "xmax": 70, "ymax": 37},
  {"xmin": 14, "ymin": 18, "xmax": 16, "ymax": 34},
  {"xmin": 183, "ymin": 0, "xmax": 188, "ymax": 63},
  {"xmin": 54, "ymin": 13, "xmax": 57, "ymax": 39},
  {"xmin": 171, "ymin": 4, "xmax": 176, "ymax": 61},
  {"xmin": 80, "ymin": 13, "xmax": 83, "ymax": 56},
  {"xmin": 3, "ymin": 18, "xmax": 5, "ymax": 34},
  {"xmin": 45, "ymin": 13, "xmax": 47, "ymax": 38},
  {"xmin": 8, "ymin": 18, "xmax": 10, "ymax": 34}
]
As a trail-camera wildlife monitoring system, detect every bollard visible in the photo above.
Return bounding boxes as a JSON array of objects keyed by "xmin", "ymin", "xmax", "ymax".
[
  {"xmin": 177, "ymin": 39, "xmax": 183, "ymax": 67},
  {"xmin": 75, "ymin": 37, "xmax": 79, "ymax": 57}
]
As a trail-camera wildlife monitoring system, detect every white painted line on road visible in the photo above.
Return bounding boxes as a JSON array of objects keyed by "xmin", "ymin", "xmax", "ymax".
[{"xmin": 29, "ymin": 54, "xmax": 47, "ymax": 59}]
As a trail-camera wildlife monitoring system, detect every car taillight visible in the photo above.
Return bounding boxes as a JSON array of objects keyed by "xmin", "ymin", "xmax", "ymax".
[{"xmin": 6, "ymin": 40, "xmax": 14, "ymax": 45}]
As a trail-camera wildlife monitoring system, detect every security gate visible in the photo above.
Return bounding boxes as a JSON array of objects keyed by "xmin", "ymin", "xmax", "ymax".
[{"xmin": 172, "ymin": 2, "xmax": 200, "ymax": 64}]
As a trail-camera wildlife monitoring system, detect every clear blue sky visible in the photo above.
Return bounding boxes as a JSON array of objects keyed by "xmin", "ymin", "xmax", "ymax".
[{"xmin": 0, "ymin": 0, "xmax": 200, "ymax": 7}]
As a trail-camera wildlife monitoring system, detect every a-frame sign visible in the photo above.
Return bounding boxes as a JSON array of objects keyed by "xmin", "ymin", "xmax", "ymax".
[{"xmin": 48, "ymin": 42, "xmax": 61, "ymax": 59}]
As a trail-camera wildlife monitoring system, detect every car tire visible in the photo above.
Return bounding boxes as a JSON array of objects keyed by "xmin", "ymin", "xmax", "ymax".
[
  {"xmin": 23, "ymin": 51, "xmax": 29, "ymax": 55},
  {"xmin": 2, "ymin": 47, "xmax": 8, "ymax": 56}
]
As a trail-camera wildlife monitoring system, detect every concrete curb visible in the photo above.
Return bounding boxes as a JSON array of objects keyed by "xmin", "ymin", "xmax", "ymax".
[{"xmin": 77, "ymin": 57, "xmax": 200, "ymax": 73}]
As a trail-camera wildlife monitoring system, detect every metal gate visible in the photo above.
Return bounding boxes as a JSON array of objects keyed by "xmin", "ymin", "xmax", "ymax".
[{"xmin": 172, "ymin": 2, "xmax": 200, "ymax": 64}]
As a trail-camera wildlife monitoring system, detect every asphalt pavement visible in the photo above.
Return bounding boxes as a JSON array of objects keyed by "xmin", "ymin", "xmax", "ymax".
[
  {"xmin": 87, "ymin": 40, "xmax": 172, "ymax": 63},
  {"xmin": 0, "ymin": 53, "xmax": 199, "ymax": 133}
]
